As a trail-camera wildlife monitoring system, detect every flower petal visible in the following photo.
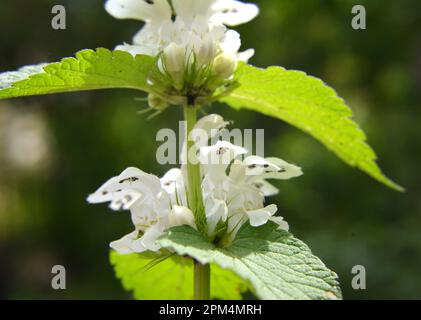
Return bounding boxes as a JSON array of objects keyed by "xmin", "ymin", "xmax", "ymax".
[
  {"xmin": 252, "ymin": 179, "xmax": 279, "ymax": 197},
  {"xmin": 86, "ymin": 176, "xmax": 121, "ymax": 204},
  {"xmin": 212, "ymin": 0, "xmax": 259, "ymax": 26},
  {"xmin": 247, "ymin": 204, "xmax": 277, "ymax": 227},
  {"xmin": 270, "ymin": 216, "xmax": 290, "ymax": 231},
  {"xmin": 221, "ymin": 30, "xmax": 242, "ymax": 55},
  {"xmin": 109, "ymin": 230, "xmax": 140, "ymax": 254},
  {"xmin": 237, "ymin": 48, "xmax": 255, "ymax": 62},
  {"xmin": 136, "ymin": 224, "xmax": 165, "ymax": 252},
  {"xmin": 115, "ymin": 43, "xmax": 156, "ymax": 57},
  {"xmin": 87, "ymin": 167, "xmax": 162, "ymax": 207},
  {"xmin": 244, "ymin": 155, "xmax": 282, "ymax": 176},
  {"xmin": 261, "ymin": 157, "xmax": 303, "ymax": 180},
  {"xmin": 105, "ymin": 0, "xmax": 172, "ymax": 22},
  {"xmin": 172, "ymin": 0, "xmax": 216, "ymax": 21},
  {"xmin": 109, "ymin": 189, "xmax": 143, "ymax": 211},
  {"xmin": 199, "ymin": 140, "xmax": 247, "ymax": 165},
  {"xmin": 160, "ymin": 168, "xmax": 187, "ymax": 207},
  {"xmin": 194, "ymin": 114, "xmax": 230, "ymax": 139},
  {"xmin": 118, "ymin": 167, "xmax": 162, "ymax": 195}
]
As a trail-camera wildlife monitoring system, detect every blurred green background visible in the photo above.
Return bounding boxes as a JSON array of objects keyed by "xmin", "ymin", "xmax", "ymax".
[{"xmin": 0, "ymin": 0, "xmax": 420, "ymax": 299}]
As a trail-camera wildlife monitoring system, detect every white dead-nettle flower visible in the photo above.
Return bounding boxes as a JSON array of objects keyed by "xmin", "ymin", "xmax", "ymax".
[
  {"xmin": 199, "ymin": 141, "xmax": 302, "ymax": 240},
  {"xmin": 87, "ymin": 114, "xmax": 302, "ymax": 254},
  {"xmin": 87, "ymin": 167, "xmax": 194, "ymax": 254},
  {"xmin": 105, "ymin": 0, "xmax": 258, "ymax": 93}
]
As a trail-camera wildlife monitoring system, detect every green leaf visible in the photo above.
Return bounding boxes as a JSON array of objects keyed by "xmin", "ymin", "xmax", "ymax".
[
  {"xmin": 221, "ymin": 64, "xmax": 403, "ymax": 192},
  {"xmin": 110, "ymin": 251, "xmax": 247, "ymax": 300},
  {"xmin": 158, "ymin": 223, "xmax": 342, "ymax": 300},
  {"xmin": 0, "ymin": 48, "xmax": 155, "ymax": 99}
]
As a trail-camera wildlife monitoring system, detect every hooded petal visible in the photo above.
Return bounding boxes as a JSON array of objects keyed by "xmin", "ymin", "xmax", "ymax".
[
  {"xmin": 212, "ymin": 0, "xmax": 259, "ymax": 26},
  {"xmin": 172, "ymin": 0, "xmax": 216, "ymax": 21},
  {"xmin": 244, "ymin": 155, "xmax": 282, "ymax": 176},
  {"xmin": 181, "ymin": 114, "xmax": 230, "ymax": 164},
  {"xmin": 199, "ymin": 140, "xmax": 247, "ymax": 166},
  {"xmin": 260, "ymin": 157, "xmax": 303, "ymax": 180},
  {"xmin": 161, "ymin": 168, "xmax": 187, "ymax": 207},
  {"xmin": 199, "ymin": 141, "xmax": 248, "ymax": 183},
  {"xmin": 87, "ymin": 167, "xmax": 163, "ymax": 209},
  {"xmin": 117, "ymin": 167, "xmax": 163, "ymax": 195},
  {"xmin": 221, "ymin": 30, "xmax": 242, "ymax": 55},
  {"xmin": 194, "ymin": 114, "xmax": 230, "ymax": 141},
  {"xmin": 105, "ymin": 0, "xmax": 172, "ymax": 22},
  {"xmin": 86, "ymin": 176, "xmax": 121, "ymax": 204}
]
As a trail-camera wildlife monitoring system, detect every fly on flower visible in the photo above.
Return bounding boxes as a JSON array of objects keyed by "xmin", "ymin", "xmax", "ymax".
[{"xmin": 105, "ymin": 0, "xmax": 258, "ymax": 107}]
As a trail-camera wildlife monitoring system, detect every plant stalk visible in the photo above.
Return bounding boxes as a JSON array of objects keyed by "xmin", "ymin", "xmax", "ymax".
[
  {"xmin": 184, "ymin": 104, "xmax": 210, "ymax": 300},
  {"xmin": 183, "ymin": 105, "xmax": 206, "ymax": 234},
  {"xmin": 194, "ymin": 260, "xmax": 210, "ymax": 300}
]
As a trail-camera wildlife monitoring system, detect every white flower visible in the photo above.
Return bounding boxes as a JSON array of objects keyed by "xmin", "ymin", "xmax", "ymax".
[
  {"xmin": 87, "ymin": 167, "xmax": 192, "ymax": 254},
  {"xmin": 105, "ymin": 0, "xmax": 258, "ymax": 92},
  {"xmin": 202, "ymin": 151, "xmax": 301, "ymax": 240},
  {"xmin": 105, "ymin": 0, "xmax": 172, "ymax": 22},
  {"xmin": 189, "ymin": 115, "xmax": 302, "ymax": 238},
  {"xmin": 191, "ymin": 114, "xmax": 301, "ymax": 238},
  {"xmin": 88, "ymin": 114, "xmax": 302, "ymax": 252},
  {"xmin": 106, "ymin": 0, "xmax": 258, "ymax": 27}
]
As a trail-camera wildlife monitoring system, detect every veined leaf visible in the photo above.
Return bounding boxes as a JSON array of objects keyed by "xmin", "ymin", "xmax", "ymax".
[
  {"xmin": 158, "ymin": 223, "xmax": 342, "ymax": 300},
  {"xmin": 0, "ymin": 64, "xmax": 48, "ymax": 89},
  {"xmin": 221, "ymin": 64, "xmax": 403, "ymax": 192},
  {"xmin": 0, "ymin": 48, "xmax": 155, "ymax": 99},
  {"xmin": 110, "ymin": 251, "xmax": 247, "ymax": 300}
]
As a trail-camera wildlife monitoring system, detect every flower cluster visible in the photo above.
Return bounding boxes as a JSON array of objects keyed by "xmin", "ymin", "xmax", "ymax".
[
  {"xmin": 105, "ymin": 0, "xmax": 258, "ymax": 105},
  {"xmin": 87, "ymin": 115, "xmax": 302, "ymax": 254}
]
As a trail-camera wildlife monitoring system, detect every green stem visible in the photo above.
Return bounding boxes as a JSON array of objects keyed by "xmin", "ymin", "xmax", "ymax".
[
  {"xmin": 194, "ymin": 260, "xmax": 210, "ymax": 300},
  {"xmin": 183, "ymin": 105, "xmax": 206, "ymax": 234},
  {"xmin": 184, "ymin": 104, "xmax": 210, "ymax": 300}
]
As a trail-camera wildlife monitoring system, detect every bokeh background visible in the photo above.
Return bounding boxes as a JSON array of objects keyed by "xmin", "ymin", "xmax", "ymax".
[{"xmin": 0, "ymin": 0, "xmax": 420, "ymax": 299}]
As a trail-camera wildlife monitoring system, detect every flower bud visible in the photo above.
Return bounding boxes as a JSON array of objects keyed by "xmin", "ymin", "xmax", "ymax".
[
  {"xmin": 162, "ymin": 43, "xmax": 186, "ymax": 89},
  {"xmin": 168, "ymin": 206, "xmax": 196, "ymax": 229},
  {"xmin": 212, "ymin": 53, "xmax": 237, "ymax": 80},
  {"xmin": 147, "ymin": 93, "xmax": 168, "ymax": 110},
  {"xmin": 196, "ymin": 41, "xmax": 217, "ymax": 68}
]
